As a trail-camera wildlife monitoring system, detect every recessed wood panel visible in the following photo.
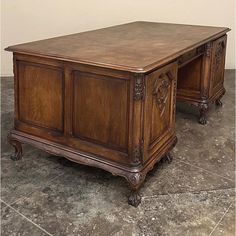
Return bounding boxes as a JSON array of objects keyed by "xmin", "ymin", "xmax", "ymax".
[
  {"xmin": 18, "ymin": 61, "xmax": 64, "ymax": 131},
  {"xmin": 72, "ymin": 71, "xmax": 129, "ymax": 152}
]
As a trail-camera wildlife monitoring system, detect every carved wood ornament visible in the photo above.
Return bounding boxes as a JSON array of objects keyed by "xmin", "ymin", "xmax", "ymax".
[{"xmin": 153, "ymin": 72, "xmax": 173, "ymax": 117}]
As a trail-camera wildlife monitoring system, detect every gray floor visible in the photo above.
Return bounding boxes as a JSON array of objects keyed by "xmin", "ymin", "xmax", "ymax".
[{"xmin": 1, "ymin": 70, "xmax": 235, "ymax": 236}]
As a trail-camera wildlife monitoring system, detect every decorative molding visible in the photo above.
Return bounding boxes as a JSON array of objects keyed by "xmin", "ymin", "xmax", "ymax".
[{"xmin": 134, "ymin": 75, "xmax": 145, "ymax": 101}]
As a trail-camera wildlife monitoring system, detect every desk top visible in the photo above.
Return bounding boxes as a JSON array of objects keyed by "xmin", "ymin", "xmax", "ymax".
[{"xmin": 6, "ymin": 21, "xmax": 230, "ymax": 73}]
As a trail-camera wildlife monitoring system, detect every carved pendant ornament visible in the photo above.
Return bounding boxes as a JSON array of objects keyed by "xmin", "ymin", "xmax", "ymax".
[
  {"xmin": 134, "ymin": 75, "xmax": 144, "ymax": 101},
  {"xmin": 153, "ymin": 72, "xmax": 172, "ymax": 117}
]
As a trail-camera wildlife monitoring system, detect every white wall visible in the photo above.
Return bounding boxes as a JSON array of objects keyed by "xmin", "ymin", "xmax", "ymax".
[{"xmin": 1, "ymin": 0, "xmax": 235, "ymax": 76}]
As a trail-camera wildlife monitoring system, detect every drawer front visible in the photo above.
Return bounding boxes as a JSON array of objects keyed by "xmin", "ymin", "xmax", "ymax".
[
  {"xmin": 178, "ymin": 45, "xmax": 205, "ymax": 67},
  {"xmin": 209, "ymin": 35, "xmax": 227, "ymax": 97},
  {"xmin": 143, "ymin": 62, "xmax": 177, "ymax": 162}
]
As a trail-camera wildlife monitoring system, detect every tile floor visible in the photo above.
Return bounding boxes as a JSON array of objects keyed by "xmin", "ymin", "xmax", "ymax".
[{"xmin": 1, "ymin": 70, "xmax": 235, "ymax": 236}]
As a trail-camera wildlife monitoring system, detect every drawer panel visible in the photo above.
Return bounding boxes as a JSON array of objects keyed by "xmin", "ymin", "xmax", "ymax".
[{"xmin": 178, "ymin": 45, "xmax": 205, "ymax": 67}]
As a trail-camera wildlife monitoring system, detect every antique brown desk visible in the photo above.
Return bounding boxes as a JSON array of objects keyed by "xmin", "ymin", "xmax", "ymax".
[{"xmin": 6, "ymin": 22, "xmax": 230, "ymax": 206}]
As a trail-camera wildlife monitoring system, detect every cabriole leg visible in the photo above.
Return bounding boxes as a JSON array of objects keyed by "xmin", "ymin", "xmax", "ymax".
[{"xmin": 8, "ymin": 134, "xmax": 23, "ymax": 161}]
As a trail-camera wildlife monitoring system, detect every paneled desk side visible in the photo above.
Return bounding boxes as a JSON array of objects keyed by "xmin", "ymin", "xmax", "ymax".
[{"xmin": 8, "ymin": 52, "xmax": 178, "ymax": 207}]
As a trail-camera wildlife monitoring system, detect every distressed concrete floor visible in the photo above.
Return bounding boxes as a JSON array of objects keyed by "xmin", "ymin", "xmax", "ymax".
[{"xmin": 1, "ymin": 70, "xmax": 235, "ymax": 236}]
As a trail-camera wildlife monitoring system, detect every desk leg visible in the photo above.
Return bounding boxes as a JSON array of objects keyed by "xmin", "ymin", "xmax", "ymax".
[
  {"xmin": 8, "ymin": 133, "xmax": 23, "ymax": 161},
  {"xmin": 198, "ymin": 103, "xmax": 209, "ymax": 125},
  {"xmin": 126, "ymin": 172, "xmax": 145, "ymax": 207}
]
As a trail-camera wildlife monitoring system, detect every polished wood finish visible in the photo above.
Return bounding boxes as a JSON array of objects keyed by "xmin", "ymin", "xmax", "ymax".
[{"xmin": 6, "ymin": 22, "xmax": 230, "ymax": 206}]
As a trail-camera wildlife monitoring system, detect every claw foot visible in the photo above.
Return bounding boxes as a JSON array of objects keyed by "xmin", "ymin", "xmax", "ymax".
[
  {"xmin": 128, "ymin": 190, "xmax": 141, "ymax": 207},
  {"xmin": 199, "ymin": 103, "xmax": 208, "ymax": 125}
]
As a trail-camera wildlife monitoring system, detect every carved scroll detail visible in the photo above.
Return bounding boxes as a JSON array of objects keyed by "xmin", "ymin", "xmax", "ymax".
[{"xmin": 153, "ymin": 72, "xmax": 172, "ymax": 117}]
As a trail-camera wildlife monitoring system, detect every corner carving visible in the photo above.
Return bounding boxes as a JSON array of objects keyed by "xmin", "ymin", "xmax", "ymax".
[
  {"xmin": 153, "ymin": 72, "xmax": 173, "ymax": 117},
  {"xmin": 134, "ymin": 75, "xmax": 145, "ymax": 101}
]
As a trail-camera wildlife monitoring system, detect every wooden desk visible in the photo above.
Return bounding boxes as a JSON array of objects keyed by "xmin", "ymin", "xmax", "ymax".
[{"xmin": 6, "ymin": 22, "xmax": 230, "ymax": 206}]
